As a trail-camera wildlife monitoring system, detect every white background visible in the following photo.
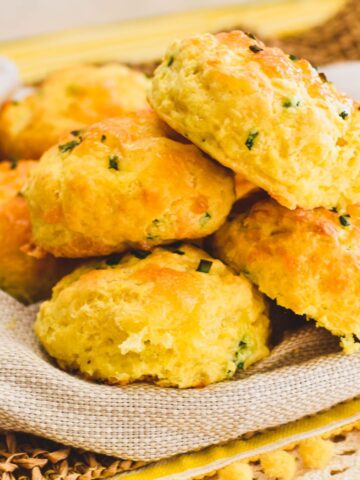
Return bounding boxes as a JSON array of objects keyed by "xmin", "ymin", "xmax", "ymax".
[{"xmin": 0, "ymin": 0, "xmax": 257, "ymax": 41}]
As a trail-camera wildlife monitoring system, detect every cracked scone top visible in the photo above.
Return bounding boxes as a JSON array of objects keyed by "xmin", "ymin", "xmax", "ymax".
[
  {"xmin": 25, "ymin": 111, "xmax": 235, "ymax": 257},
  {"xmin": 35, "ymin": 244, "xmax": 270, "ymax": 388},
  {"xmin": 213, "ymin": 199, "xmax": 360, "ymax": 353},
  {"xmin": 149, "ymin": 30, "xmax": 360, "ymax": 210}
]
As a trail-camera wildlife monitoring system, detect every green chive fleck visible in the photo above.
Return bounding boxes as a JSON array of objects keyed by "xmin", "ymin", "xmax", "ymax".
[
  {"xmin": 109, "ymin": 155, "xmax": 119, "ymax": 170},
  {"xmin": 101, "ymin": 134, "xmax": 107, "ymax": 142},
  {"xmin": 289, "ymin": 54, "xmax": 298, "ymax": 61},
  {"xmin": 132, "ymin": 249, "xmax": 151, "ymax": 259},
  {"xmin": 238, "ymin": 340, "xmax": 247, "ymax": 350},
  {"xmin": 199, "ymin": 212, "xmax": 211, "ymax": 226},
  {"xmin": 339, "ymin": 214, "xmax": 351, "ymax": 227},
  {"xmin": 105, "ymin": 253, "xmax": 122, "ymax": 266},
  {"xmin": 246, "ymin": 32, "xmax": 256, "ymax": 40},
  {"xmin": 59, "ymin": 140, "xmax": 80, "ymax": 154},
  {"xmin": 339, "ymin": 111, "xmax": 349, "ymax": 120},
  {"xmin": 282, "ymin": 98, "xmax": 300, "ymax": 108},
  {"xmin": 319, "ymin": 72, "xmax": 328, "ymax": 83},
  {"xmin": 167, "ymin": 56, "xmax": 174, "ymax": 67},
  {"xmin": 9, "ymin": 158, "xmax": 18, "ymax": 170},
  {"xmin": 245, "ymin": 131, "xmax": 259, "ymax": 150},
  {"xmin": 249, "ymin": 45, "xmax": 263, "ymax": 53},
  {"xmin": 234, "ymin": 338, "xmax": 248, "ymax": 371},
  {"xmin": 196, "ymin": 259, "xmax": 212, "ymax": 273},
  {"xmin": 11, "ymin": 100, "xmax": 19, "ymax": 106},
  {"xmin": 70, "ymin": 130, "xmax": 82, "ymax": 137}
]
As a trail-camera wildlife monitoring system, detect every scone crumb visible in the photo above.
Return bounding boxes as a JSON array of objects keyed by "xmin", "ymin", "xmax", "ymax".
[
  {"xmin": 298, "ymin": 437, "xmax": 335, "ymax": 469},
  {"xmin": 260, "ymin": 450, "xmax": 297, "ymax": 480}
]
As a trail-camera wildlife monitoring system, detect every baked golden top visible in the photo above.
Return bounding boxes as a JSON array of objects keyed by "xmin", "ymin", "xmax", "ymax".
[
  {"xmin": 149, "ymin": 30, "xmax": 359, "ymax": 210},
  {"xmin": 0, "ymin": 160, "xmax": 74, "ymax": 303},
  {"xmin": 213, "ymin": 199, "xmax": 360, "ymax": 352},
  {"xmin": 35, "ymin": 244, "xmax": 270, "ymax": 388},
  {"xmin": 0, "ymin": 64, "xmax": 150, "ymax": 159},
  {"xmin": 25, "ymin": 110, "xmax": 235, "ymax": 257},
  {"xmin": 0, "ymin": 159, "xmax": 33, "ymax": 202}
]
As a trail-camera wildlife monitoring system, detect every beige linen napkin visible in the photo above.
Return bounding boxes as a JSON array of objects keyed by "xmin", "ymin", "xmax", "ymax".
[{"xmin": 1, "ymin": 290, "xmax": 360, "ymax": 462}]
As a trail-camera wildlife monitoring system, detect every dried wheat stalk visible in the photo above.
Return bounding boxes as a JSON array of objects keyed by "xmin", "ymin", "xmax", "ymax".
[{"xmin": 0, "ymin": 433, "xmax": 146, "ymax": 480}]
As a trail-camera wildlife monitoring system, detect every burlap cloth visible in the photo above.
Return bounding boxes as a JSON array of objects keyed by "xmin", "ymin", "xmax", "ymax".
[{"xmin": 1, "ymin": 290, "xmax": 360, "ymax": 462}]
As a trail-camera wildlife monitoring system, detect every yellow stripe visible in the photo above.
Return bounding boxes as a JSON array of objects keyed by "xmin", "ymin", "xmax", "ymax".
[
  {"xmin": 122, "ymin": 397, "xmax": 360, "ymax": 480},
  {"xmin": 0, "ymin": 0, "xmax": 345, "ymax": 84}
]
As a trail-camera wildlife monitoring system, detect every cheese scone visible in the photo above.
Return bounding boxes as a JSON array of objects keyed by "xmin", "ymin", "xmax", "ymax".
[
  {"xmin": 35, "ymin": 244, "xmax": 270, "ymax": 388},
  {"xmin": 213, "ymin": 199, "xmax": 360, "ymax": 353},
  {"xmin": 0, "ymin": 160, "xmax": 74, "ymax": 303},
  {"xmin": 149, "ymin": 30, "xmax": 360, "ymax": 210},
  {"xmin": 0, "ymin": 64, "xmax": 150, "ymax": 159},
  {"xmin": 25, "ymin": 111, "xmax": 235, "ymax": 258},
  {"xmin": 235, "ymin": 174, "xmax": 259, "ymax": 201}
]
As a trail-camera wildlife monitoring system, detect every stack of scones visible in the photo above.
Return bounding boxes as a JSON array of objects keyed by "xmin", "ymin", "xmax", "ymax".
[{"xmin": 1, "ymin": 31, "xmax": 359, "ymax": 388}]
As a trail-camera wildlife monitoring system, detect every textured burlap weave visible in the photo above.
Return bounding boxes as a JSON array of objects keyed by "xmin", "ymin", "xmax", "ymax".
[
  {"xmin": 270, "ymin": 0, "xmax": 360, "ymax": 67},
  {"xmin": 1, "ymin": 290, "xmax": 360, "ymax": 462}
]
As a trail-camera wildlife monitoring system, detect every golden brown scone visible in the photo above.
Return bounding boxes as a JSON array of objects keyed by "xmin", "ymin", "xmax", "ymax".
[
  {"xmin": 212, "ymin": 199, "xmax": 360, "ymax": 353},
  {"xmin": 0, "ymin": 160, "xmax": 75, "ymax": 303},
  {"xmin": 35, "ymin": 244, "xmax": 270, "ymax": 388},
  {"xmin": 0, "ymin": 64, "xmax": 150, "ymax": 159},
  {"xmin": 25, "ymin": 111, "xmax": 235, "ymax": 258},
  {"xmin": 149, "ymin": 30, "xmax": 360, "ymax": 210}
]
